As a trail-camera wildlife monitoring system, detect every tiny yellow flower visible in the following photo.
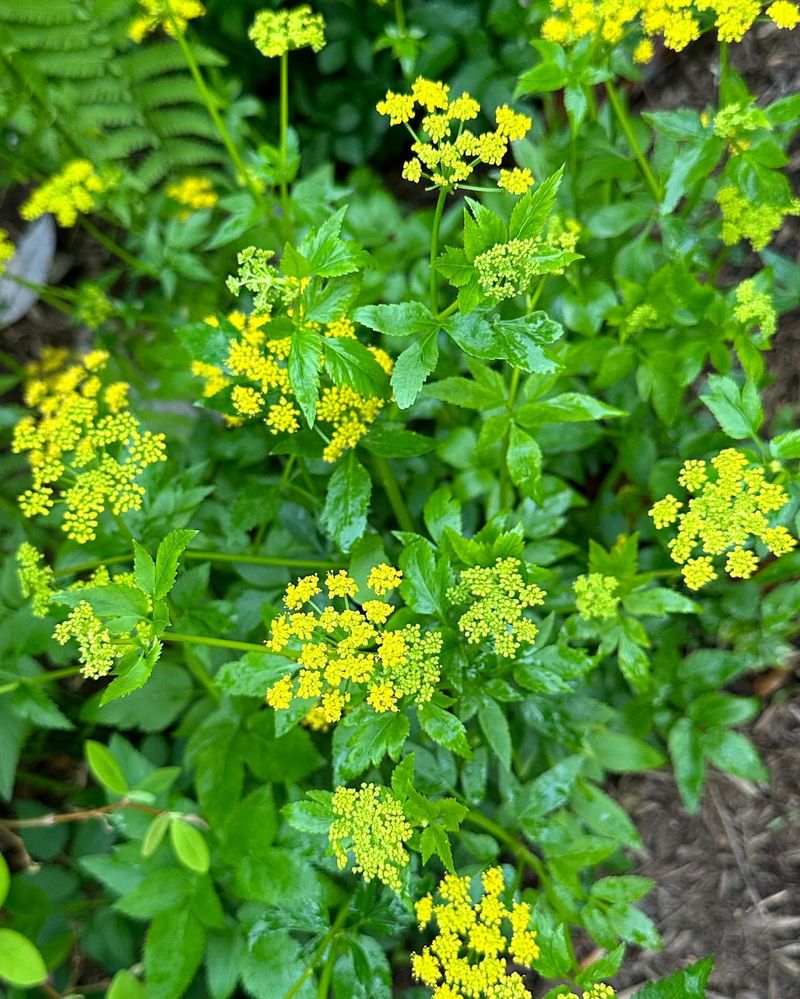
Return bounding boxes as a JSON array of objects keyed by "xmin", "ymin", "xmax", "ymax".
[
  {"xmin": 498, "ymin": 167, "xmax": 534, "ymax": 195},
  {"xmin": 249, "ymin": 5, "xmax": 325, "ymax": 58}
]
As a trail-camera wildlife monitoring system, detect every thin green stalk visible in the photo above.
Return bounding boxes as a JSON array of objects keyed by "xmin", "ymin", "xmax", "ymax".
[
  {"xmin": 282, "ymin": 897, "xmax": 352, "ymax": 999},
  {"xmin": 371, "ymin": 455, "xmax": 415, "ymax": 533},
  {"xmin": 4, "ymin": 273, "xmax": 75, "ymax": 315},
  {"xmin": 279, "ymin": 51, "xmax": 292, "ymax": 234},
  {"xmin": 429, "ymin": 188, "xmax": 448, "ymax": 313},
  {"xmin": 166, "ymin": 6, "xmax": 264, "ymax": 206},
  {"xmin": 604, "ymin": 81, "xmax": 661, "ymax": 203},
  {"xmin": 0, "ymin": 667, "xmax": 82, "ymax": 697},
  {"xmin": 173, "ymin": 636, "xmax": 222, "ymax": 703},
  {"xmin": 499, "ymin": 367, "xmax": 522, "ymax": 508},
  {"xmin": 52, "ymin": 550, "xmax": 345, "ymax": 579},
  {"xmin": 79, "ymin": 218, "xmax": 159, "ymax": 279},
  {"xmin": 394, "ymin": 0, "xmax": 407, "ymax": 34},
  {"xmin": 527, "ymin": 276, "xmax": 547, "ymax": 312},
  {"xmin": 163, "ymin": 633, "xmax": 268, "ymax": 655},
  {"xmin": 437, "ymin": 299, "xmax": 459, "ymax": 321},
  {"xmin": 184, "ymin": 550, "xmax": 346, "ymax": 570},
  {"xmin": 316, "ymin": 941, "xmax": 337, "ymax": 999}
]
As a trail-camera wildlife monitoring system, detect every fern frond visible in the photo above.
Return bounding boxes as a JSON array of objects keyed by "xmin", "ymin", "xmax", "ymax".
[
  {"xmin": 100, "ymin": 126, "xmax": 154, "ymax": 160},
  {"xmin": 0, "ymin": 0, "xmax": 77, "ymax": 25},
  {"xmin": 148, "ymin": 108, "xmax": 220, "ymax": 141},
  {"xmin": 136, "ymin": 138, "xmax": 222, "ymax": 188},
  {"xmin": 37, "ymin": 48, "xmax": 115, "ymax": 78},
  {"xmin": 136, "ymin": 75, "xmax": 200, "ymax": 110}
]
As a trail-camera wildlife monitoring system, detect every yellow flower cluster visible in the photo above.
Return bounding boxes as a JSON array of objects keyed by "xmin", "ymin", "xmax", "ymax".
[
  {"xmin": 573, "ymin": 573, "xmax": 620, "ymax": 620},
  {"xmin": 411, "ymin": 867, "xmax": 540, "ymax": 999},
  {"xmin": 541, "ymin": 0, "xmax": 799, "ymax": 56},
  {"xmin": 559, "ymin": 986, "xmax": 616, "ymax": 999},
  {"xmin": 166, "ymin": 176, "xmax": 218, "ymax": 217},
  {"xmin": 377, "ymin": 77, "xmax": 532, "ymax": 192},
  {"xmin": 20, "ymin": 161, "xmax": 110, "ymax": 228},
  {"xmin": 0, "ymin": 228, "xmax": 14, "ymax": 274},
  {"xmin": 649, "ymin": 449, "xmax": 795, "ymax": 590},
  {"xmin": 12, "ymin": 347, "xmax": 166, "ymax": 543},
  {"xmin": 75, "ymin": 284, "xmax": 114, "ymax": 331},
  {"xmin": 191, "ymin": 312, "xmax": 392, "ymax": 462},
  {"xmin": 53, "ymin": 601, "xmax": 118, "ymax": 679},
  {"xmin": 448, "ymin": 558, "xmax": 545, "ymax": 657},
  {"xmin": 734, "ymin": 279, "xmax": 777, "ymax": 338},
  {"xmin": 129, "ymin": 0, "xmax": 205, "ymax": 42},
  {"xmin": 16, "ymin": 544, "xmax": 56, "ymax": 618},
  {"xmin": 264, "ymin": 567, "xmax": 444, "ymax": 724},
  {"xmin": 329, "ymin": 783, "xmax": 412, "ymax": 891},
  {"xmin": 717, "ymin": 186, "xmax": 800, "ymax": 252},
  {"xmin": 249, "ymin": 5, "xmax": 326, "ymax": 58},
  {"xmin": 498, "ymin": 167, "xmax": 535, "ymax": 195}
]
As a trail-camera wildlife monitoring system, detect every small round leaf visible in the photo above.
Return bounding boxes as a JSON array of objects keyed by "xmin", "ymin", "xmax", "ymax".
[
  {"xmin": 169, "ymin": 818, "xmax": 210, "ymax": 874},
  {"xmin": 85, "ymin": 740, "xmax": 128, "ymax": 796},
  {"xmin": 0, "ymin": 929, "xmax": 48, "ymax": 988}
]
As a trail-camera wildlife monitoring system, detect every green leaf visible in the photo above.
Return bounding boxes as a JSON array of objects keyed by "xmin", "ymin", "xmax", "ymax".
[
  {"xmin": 100, "ymin": 642, "xmax": 163, "ymax": 705},
  {"xmin": 133, "ymin": 541, "xmax": 156, "ymax": 597},
  {"xmin": 333, "ymin": 707, "xmax": 410, "ymax": 782},
  {"xmin": 532, "ymin": 909, "xmax": 573, "ymax": 979},
  {"xmin": 177, "ymin": 318, "xmax": 233, "ymax": 367},
  {"xmin": 299, "ymin": 207, "xmax": 366, "ymax": 277},
  {"xmin": 426, "ymin": 376, "xmax": 504, "ymax": 410},
  {"xmin": 154, "ymin": 529, "xmax": 198, "ymax": 600},
  {"xmin": 321, "ymin": 454, "xmax": 371, "ymax": 552},
  {"xmin": 668, "ymin": 718, "xmax": 706, "ymax": 813},
  {"xmin": 506, "ymin": 424, "xmax": 542, "ymax": 498},
  {"xmin": 623, "ymin": 588, "xmax": 700, "ymax": 616},
  {"xmin": 571, "ymin": 779, "xmax": 642, "ymax": 849},
  {"xmin": 145, "ymin": 907, "xmax": 205, "ymax": 999},
  {"xmin": 288, "ymin": 326, "xmax": 323, "ymax": 424},
  {"xmin": 0, "ymin": 855, "xmax": 8, "ymax": 909},
  {"xmin": 324, "ymin": 336, "xmax": 389, "ymax": 398},
  {"xmin": 687, "ymin": 693, "xmax": 759, "ymax": 728},
  {"xmin": 417, "ymin": 702, "xmax": 472, "ymax": 758},
  {"xmin": 770, "ymin": 429, "xmax": 800, "ymax": 460},
  {"xmin": 478, "ymin": 700, "xmax": 511, "ymax": 770},
  {"xmin": 360, "ymin": 425, "xmax": 436, "ymax": 458},
  {"xmin": 399, "ymin": 540, "xmax": 447, "ymax": 615},
  {"xmin": 283, "ymin": 797, "xmax": 334, "ymax": 835},
  {"xmin": 508, "ymin": 166, "xmax": 565, "ymax": 241},
  {"xmin": 85, "ymin": 740, "xmax": 128, "ymax": 795},
  {"xmin": 354, "ymin": 302, "xmax": 439, "ymax": 337},
  {"xmin": 142, "ymin": 812, "xmax": 171, "ymax": 858},
  {"xmin": 701, "ymin": 728, "xmax": 768, "ymax": 781},
  {"xmin": 116, "ymin": 868, "xmax": 195, "ymax": 919},
  {"xmin": 170, "ymin": 818, "xmax": 210, "ymax": 874},
  {"xmin": 515, "ymin": 61, "xmax": 568, "ymax": 96},
  {"xmin": 700, "ymin": 374, "xmax": 763, "ymax": 440},
  {"xmin": 632, "ymin": 956, "xmax": 714, "ymax": 998},
  {"xmin": 107, "ymin": 970, "xmax": 147, "ymax": 999},
  {"xmin": 420, "ymin": 823, "xmax": 455, "ymax": 872},
  {"xmin": 575, "ymin": 943, "xmax": 626, "ymax": 986},
  {"xmin": 215, "ymin": 652, "xmax": 296, "ymax": 697},
  {"xmin": 588, "ymin": 731, "xmax": 666, "ymax": 773},
  {"xmin": 590, "ymin": 875, "xmax": 653, "ymax": 904},
  {"xmin": 520, "ymin": 755, "xmax": 584, "ymax": 825},
  {"xmin": 516, "ymin": 392, "xmax": 625, "ymax": 425},
  {"xmin": 0, "ymin": 929, "xmax": 48, "ymax": 988},
  {"xmin": 391, "ymin": 330, "xmax": 439, "ymax": 409}
]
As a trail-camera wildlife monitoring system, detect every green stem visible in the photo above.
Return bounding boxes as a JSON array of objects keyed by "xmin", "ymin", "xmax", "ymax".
[
  {"xmin": 394, "ymin": 0, "xmax": 407, "ymax": 34},
  {"xmin": 279, "ymin": 51, "xmax": 292, "ymax": 235},
  {"xmin": 316, "ymin": 942, "xmax": 337, "ymax": 999},
  {"xmin": 163, "ymin": 633, "xmax": 268, "ymax": 655},
  {"xmin": 528, "ymin": 276, "xmax": 547, "ymax": 312},
  {"xmin": 437, "ymin": 300, "xmax": 459, "ymax": 321},
  {"xmin": 0, "ymin": 667, "xmax": 82, "ymax": 696},
  {"xmin": 4, "ymin": 273, "xmax": 74, "ymax": 315},
  {"xmin": 167, "ymin": 6, "xmax": 264, "ymax": 205},
  {"xmin": 604, "ymin": 81, "xmax": 661, "ymax": 203},
  {"xmin": 499, "ymin": 367, "xmax": 522, "ymax": 508},
  {"xmin": 178, "ymin": 642, "xmax": 222, "ymax": 703},
  {"xmin": 429, "ymin": 188, "xmax": 448, "ymax": 313},
  {"xmin": 282, "ymin": 897, "xmax": 352, "ymax": 999},
  {"xmin": 371, "ymin": 456, "xmax": 415, "ymax": 533},
  {"xmin": 52, "ymin": 550, "xmax": 345, "ymax": 579},
  {"xmin": 79, "ymin": 218, "xmax": 159, "ymax": 278}
]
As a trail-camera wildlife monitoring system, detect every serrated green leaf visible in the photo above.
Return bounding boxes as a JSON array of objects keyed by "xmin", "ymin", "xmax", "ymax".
[{"xmin": 321, "ymin": 454, "xmax": 371, "ymax": 552}]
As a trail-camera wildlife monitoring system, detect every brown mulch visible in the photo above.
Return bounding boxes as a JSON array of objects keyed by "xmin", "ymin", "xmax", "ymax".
[{"xmin": 611, "ymin": 694, "xmax": 800, "ymax": 998}]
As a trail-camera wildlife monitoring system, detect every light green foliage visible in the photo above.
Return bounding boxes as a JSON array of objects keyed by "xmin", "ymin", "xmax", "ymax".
[{"xmin": 2, "ymin": 4, "xmax": 800, "ymax": 999}]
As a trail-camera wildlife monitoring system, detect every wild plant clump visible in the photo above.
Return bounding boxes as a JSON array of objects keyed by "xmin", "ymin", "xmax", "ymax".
[{"xmin": 1, "ymin": 2, "xmax": 798, "ymax": 998}]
